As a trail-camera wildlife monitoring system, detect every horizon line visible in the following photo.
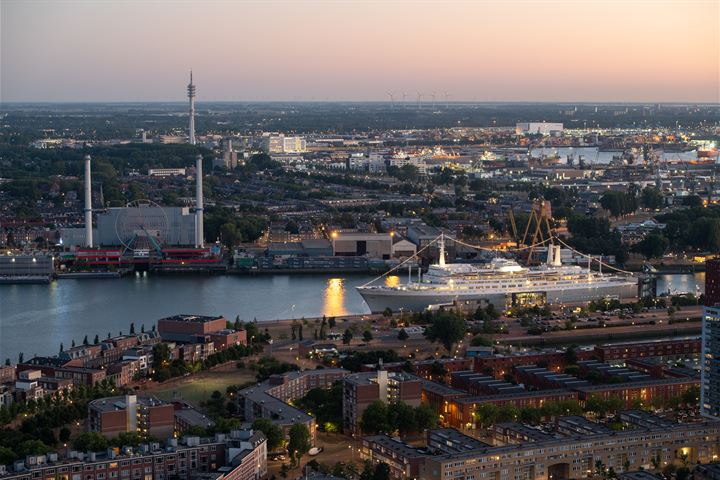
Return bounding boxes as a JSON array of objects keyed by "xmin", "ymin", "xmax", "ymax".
[{"xmin": 1, "ymin": 100, "xmax": 719, "ymax": 106}]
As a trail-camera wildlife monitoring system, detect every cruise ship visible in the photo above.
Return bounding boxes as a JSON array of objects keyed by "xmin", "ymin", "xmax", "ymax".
[{"xmin": 356, "ymin": 239, "xmax": 638, "ymax": 313}]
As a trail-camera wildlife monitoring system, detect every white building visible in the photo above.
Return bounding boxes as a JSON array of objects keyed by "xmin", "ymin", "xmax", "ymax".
[
  {"xmin": 263, "ymin": 135, "xmax": 306, "ymax": 154},
  {"xmin": 516, "ymin": 122, "xmax": 564, "ymax": 135},
  {"xmin": 148, "ymin": 168, "xmax": 186, "ymax": 177}
]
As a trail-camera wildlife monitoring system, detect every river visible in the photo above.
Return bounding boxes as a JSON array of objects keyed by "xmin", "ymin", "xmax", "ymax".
[{"xmin": 0, "ymin": 272, "xmax": 704, "ymax": 363}]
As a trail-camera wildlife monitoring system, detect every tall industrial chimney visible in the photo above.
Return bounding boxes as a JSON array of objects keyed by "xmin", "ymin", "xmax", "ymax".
[
  {"xmin": 187, "ymin": 71, "xmax": 196, "ymax": 145},
  {"xmin": 84, "ymin": 155, "xmax": 93, "ymax": 247},
  {"xmin": 195, "ymin": 154, "xmax": 204, "ymax": 248}
]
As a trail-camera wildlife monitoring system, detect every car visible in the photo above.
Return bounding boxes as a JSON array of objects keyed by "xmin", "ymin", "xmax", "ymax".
[{"xmin": 308, "ymin": 447, "xmax": 323, "ymax": 456}]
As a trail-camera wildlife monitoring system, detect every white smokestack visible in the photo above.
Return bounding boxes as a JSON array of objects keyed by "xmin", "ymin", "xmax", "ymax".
[
  {"xmin": 195, "ymin": 154, "xmax": 204, "ymax": 248},
  {"xmin": 84, "ymin": 155, "xmax": 93, "ymax": 247}
]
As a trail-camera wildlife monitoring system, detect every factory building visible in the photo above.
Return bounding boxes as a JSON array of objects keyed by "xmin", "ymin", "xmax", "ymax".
[
  {"xmin": 95, "ymin": 205, "xmax": 197, "ymax": 246},
  {"xmin": 332, "ymin": 232, "xmax": 392, "ymax": 259},
  {"xmin": 515, "ymin": 122, "xmax": 564, "ymax": 135}
]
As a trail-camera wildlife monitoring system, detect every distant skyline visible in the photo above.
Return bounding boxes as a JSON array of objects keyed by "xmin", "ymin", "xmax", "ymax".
[{"xmin": 1, "ymin": 0, "xmax": 718, "ymax": 103}]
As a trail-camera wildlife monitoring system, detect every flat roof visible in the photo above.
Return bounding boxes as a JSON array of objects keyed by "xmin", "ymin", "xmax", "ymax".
[
  {"xmin": 363, "ymin": 435, "xmax": 428, "ymax": 459},
  {"xmin": 89, "ymin": 395, "xmax": 165, "ymax": 413},
  {"xmin": 158, "ymin": 314, "xmax": 224, "ymax": 323},
  {"xmin": 345, "ymin": 371, "xmax": 420, "ymax": 386},
  {"xmin": 175, "ymin": 408, "xmax": 216, "ymax": 428}
]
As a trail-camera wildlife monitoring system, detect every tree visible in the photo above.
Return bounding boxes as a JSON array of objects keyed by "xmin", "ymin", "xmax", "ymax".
[
  {"xmin": 496, "ymin": 403, "xmax": 519, "ymax": 423},
  {"xmin": 383, "ymin": 307, "xmax": 393, "ymax": 318},
  {"xmin": 74, "ymin": 432, "xmax": 109, "ymax": 452},
  {"xmin": 59, "ymin": 427, "xmax": 71, "ymax": 442},
  {"xmin": 219, "ymin": 222, "xmax": 241, "ymax": 249},
  {"xmin": 0, "ymin": 447, "xmax": 15, "ymax": 466},
  {"xmin": 632, "ymin": 234, "xmax": 669, "ymax": 259},
  {"xmin": 252, "ymin": 418, "xmax": 284, "ymax": 451},
  {"xmin": 595, "ymin": 460, "xmax": 607, "ymax": 479},
  {"xmin": 83, "ymin": 335, "xmax": 89, "ymax": 346},
  {"xmin": 681, "ymin": 385, "xmax": 700, "ymax": 406},
  {"xmin": 387, "ymin": 401, "xmax": 417, "ymax": 436},
  {"xmin": 360, "ymin": 400, "xmax": 389, "ymax": 434},
  {"xmin": 414, "ymin": 403, "xmax": 438, "ymax": 431},
  {"xmin": 93, "ymin": 334, "xmax": 99, "ymax": 344},
  {"xmin": 564, "ymin": 346, "xmax": 578, "ymax": 366},
  {"xmin": 641, "ymin": 186, "xmax": 664, "ymax": 210},
  {"xmin": 129, "ymin": 322, "xmax": 135, "ymax": 334},
  {"xmin": 342, "ymin": 329, "xmax": 353, "ymax": 345},
  {"xmin": 59, "ymin": 342, "xmax": 64, "ymax": 353},
  {"xmin": 474, "ymin": 403, "xmax": 498, "ymax": 428},
  {"xmin": 372, "ymin": 462, "xmax": 391, "ymax": 480},
  {"xmin": 397, "ymin": 329, "xmax": 409, "ymax": 341},
  {"xmin": 363, "ymin": 330, "xmax": 373, "ymax": 343},
  {"xmin": 424, "ymin": 311, "xmax": 466, "ymax": 352},
  {"xmin": 287, "ymin": 423, "xmax": 311, "ymax": 466}
]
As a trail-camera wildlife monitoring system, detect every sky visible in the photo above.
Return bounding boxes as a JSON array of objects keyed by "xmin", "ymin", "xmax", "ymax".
[{"xmin": 1, "ymin": 0, "xmax": 718, "ymax": 103}]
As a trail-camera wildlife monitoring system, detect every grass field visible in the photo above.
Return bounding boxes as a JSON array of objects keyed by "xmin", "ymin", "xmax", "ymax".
[{"xmin": 151, "ymin": 368, "xmax": 256, "ymax": 407}]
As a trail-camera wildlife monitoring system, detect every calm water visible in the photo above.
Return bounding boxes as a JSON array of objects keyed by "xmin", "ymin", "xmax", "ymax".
[{"xmin": 0, "ymin": 272, "xmax": 703, "ymax": 362}]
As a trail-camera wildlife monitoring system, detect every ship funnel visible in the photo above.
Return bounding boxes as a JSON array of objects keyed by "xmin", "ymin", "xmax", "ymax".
[
  {"xmin": 547, "ymin": 245, "xmax": 562, "ymax": 267},
  {"xmin": 438, "ymin": 233, "xmax": 446, "ymax": 267}
]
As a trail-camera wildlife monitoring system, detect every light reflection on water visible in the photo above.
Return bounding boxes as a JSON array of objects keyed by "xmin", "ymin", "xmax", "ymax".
[
  {"xmin": 0, "ymin": 272, "xmax": 705, "ymax": 362},
  {"xmin": 322, "ymin": 278, "xmax": 347, "ymax": 317}
]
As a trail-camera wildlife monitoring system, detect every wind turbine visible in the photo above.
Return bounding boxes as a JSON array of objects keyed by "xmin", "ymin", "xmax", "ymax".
[
  {"xmin": 444, "ymin": 92, "xmax": 450, "ymax": 110},
  {"xmin": 430, "ymin": 91, "xmax": 436, "ymax": 110},
  {"xmin": 416, "ymin": 91, "xmax": 423, "ymax": 110},
  {"xmin": 402, "ymin": 92, "xmax": 408, "ymax": 109}
]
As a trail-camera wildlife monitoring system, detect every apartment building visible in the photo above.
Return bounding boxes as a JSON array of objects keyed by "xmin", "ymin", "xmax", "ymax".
[
  {"xmin": 88, "ymin": 394, "xmax": 174, "ymax": 439},
  {"xmin": 343, "ymin": 371, "xmax": 422, "ymax": 435}
]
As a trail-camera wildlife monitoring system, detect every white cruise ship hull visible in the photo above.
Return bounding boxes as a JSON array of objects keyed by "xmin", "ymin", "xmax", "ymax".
[{"xmin": 357, "ymin": 281, "xmax": 638, "ymax": 313}]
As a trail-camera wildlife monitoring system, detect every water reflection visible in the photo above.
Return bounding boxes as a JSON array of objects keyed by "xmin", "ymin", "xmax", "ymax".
[{"xmin": 323, "ymin": 278, "xmax": 348, "ymax": 317}]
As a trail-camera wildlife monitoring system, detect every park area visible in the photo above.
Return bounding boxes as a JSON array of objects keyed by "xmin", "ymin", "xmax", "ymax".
[{"xmin": 146, "ymin": 364, "xmax": 256, "ymax": 407}]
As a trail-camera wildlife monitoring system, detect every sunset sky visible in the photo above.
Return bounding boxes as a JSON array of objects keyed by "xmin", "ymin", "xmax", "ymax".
[{"xmin": 1, "ymin": 0, "xmax": 718, "ymax": 103}]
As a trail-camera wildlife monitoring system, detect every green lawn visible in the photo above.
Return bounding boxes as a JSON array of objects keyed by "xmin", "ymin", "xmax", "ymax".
[{"xmin": 152, "ymin": 369, "xmax": 256, "ymax": 407}]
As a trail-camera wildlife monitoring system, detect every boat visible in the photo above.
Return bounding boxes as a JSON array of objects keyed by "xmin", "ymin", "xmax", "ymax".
[{"xmin": 356, "ymin": 236, "xmax": 638, "ymax": 313}]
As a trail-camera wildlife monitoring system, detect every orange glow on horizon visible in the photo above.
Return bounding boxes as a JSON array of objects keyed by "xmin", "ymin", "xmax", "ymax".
[{"xmin": 1, "ymin": 0, "xmax": 717, "ymax": 102}]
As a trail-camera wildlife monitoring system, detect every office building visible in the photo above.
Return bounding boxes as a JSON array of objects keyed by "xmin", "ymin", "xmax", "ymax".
[
  {"xmin": 262, "ymin": 135, "xmax": 306, "ymax": 154},
  {"xmin": 702, "ymin": 259, "xmax": 720, "ymax": 419}
]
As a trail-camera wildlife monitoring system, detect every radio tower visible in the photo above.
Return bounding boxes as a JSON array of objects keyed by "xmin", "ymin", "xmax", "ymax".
[{"xmin": 187, "ymin": 71, "xmax": 196, "ymax": 145}]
